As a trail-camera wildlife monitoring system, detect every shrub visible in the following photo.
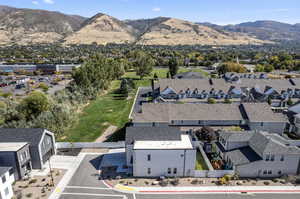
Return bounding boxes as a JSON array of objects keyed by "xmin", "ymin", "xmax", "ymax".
[
  {"xmin": 224, "ymin": 98, "xmax": 232, "ymax": 104},
  {"xmin": 25, "ymin": 193, "xmax": 33, "ymax": 198},
  {"xmin": 29, "ymin": 179, "xmax": 37, "ymax": 184},
  {"xmin": 263, "ymin": 181, "xmax": 270, "ymax": 185},
  {"xmin": 191, "ymin": 179, "xmax": 198, "ymax": 184},
  {"xmin": 207, "ymin": 98, "xmax": 216, "ymax": 104},
  {"xmin": 159, "ymin": 180, "xmax": 168, "ymax": 187}
]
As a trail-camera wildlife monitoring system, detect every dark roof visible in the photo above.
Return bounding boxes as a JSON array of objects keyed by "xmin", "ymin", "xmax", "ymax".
[
  {"xmin": 0, "ymin": 128, "xmax": 46, "ymax": 146},
  {"xmin": 225, "ymin": 146, "xmax": 262, "ymax": 165},
  {"xmin": 0, "ymin": 167, "xmax": 11, "ymax": 177},
  {"xmin": 126, "ymin": 127, "xmax": 183, "ymax": 145},
  {"xmin": 174, "ymin": 71, "xmax": 204, "ymax": 79}
]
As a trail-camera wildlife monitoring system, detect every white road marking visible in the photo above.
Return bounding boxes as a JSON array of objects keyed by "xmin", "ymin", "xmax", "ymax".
[
  {"xmin": 66, "ymin": 186, "xmax": 112, "ymax": 190},
  {"xmin": 133, "ymin": 193, "xmax": 136, "ymax": 199},
  {"xmin": 62, "ymin": 192, "xmax": 125, "ymax": 198}
]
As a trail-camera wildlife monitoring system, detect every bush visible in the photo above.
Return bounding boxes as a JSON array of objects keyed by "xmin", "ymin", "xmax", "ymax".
[
  {"xmin": 29, "ymin": 179, "xmax": 37, "ymax": 184},
  {"xmin": 25, "ymin": 193, "xmax": 33, "ymax": 198},
  {"xmin": 207, "ymin": 98, "xmax": 216, "ymax": 104},
  {"xmin": 191, "ymin": 179, "xmax": 198, "ymax": 184},
  {"xmin": 38, "ymin": 83, "xmax": 49, "ymax": 92},
  {"xmin": 159, "ymin": 180, "xmax": 169, "ymax": 187},
  {"xmin": 263, "ymin": 181, "xmax": 270, "ymax": 185},
  {"xmin": 224, "ymin": 98, "xmax": 232, "ymax": 104}
]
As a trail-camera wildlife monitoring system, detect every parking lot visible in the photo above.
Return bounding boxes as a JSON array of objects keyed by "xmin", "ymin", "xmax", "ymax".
[
  {"xmin": 0, "ymin": 74, "xmax": 71, "ymax": 97},
  {"xmin": 57, "ymin": 154, "xmax": 300, "ymax": 199}
]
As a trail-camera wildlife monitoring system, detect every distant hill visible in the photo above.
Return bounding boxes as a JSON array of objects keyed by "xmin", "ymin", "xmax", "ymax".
[
  {"xmin": 199, "ymin": 20, "xmax": 300, "ymax": 41},
  {"xmin": 64, "ymin": 13, "xmax": 136, "ymax": 45},
  {"xmin": 2, "ymin": 5, "xmax": 300, "ymax": 46},
  {"xmin": 0, "ymin": 5, "xmax": 86, "ymax": 45}
]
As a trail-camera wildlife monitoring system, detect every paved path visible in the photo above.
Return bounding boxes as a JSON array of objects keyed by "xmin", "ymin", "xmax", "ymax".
[{"xmin": 95, "ymin": 125, "xmax": 118, "ymax": 142}]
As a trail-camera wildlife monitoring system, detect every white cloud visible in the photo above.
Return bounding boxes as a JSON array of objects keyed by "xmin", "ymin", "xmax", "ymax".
[
  {"xmin": 43, "ymin": 0, "xmax": 54, "ymax": 4},
  {"xmin": 152, "ymin": 7, "xmax": 161, "ymax": 12},
  {"xmin": 32, "ymin": 1, "xmax": 39, "ymax": 5}
]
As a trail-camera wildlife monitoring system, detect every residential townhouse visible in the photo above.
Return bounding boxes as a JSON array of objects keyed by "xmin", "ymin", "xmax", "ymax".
[
  {"xmin": 154, "ymin": 78, "xmax": 300, "ymax": 102},
  {"xmin": 132, "ymin": 103, "xmax": 288, "ymax": 135},
  {"xmin": 0, "ymin": 167, "xmax": 14, "ymax": 199},
  {"xmin": 0, "ymin": 128, "xmax": 56, "ymax": 179},
  {"xmin": 215, "ymin": 131, "xmax": 300, "ymax": 178},
  {"xmin": 0, "ymin": 143, "xmax": 31, "ymax": 181},
  {"xmin": 126, "ymin": 127, "xmax": 196, "ymax": 177}
]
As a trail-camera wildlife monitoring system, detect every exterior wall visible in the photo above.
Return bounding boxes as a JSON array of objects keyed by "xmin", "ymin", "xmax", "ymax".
[
  {"xmin": 0, "ymin": 145, "xmax": 31, "ymax": 180},
  {"xmin": 133, "ymin": 149, "xmax": 196, "ymax": 177},
  {"xmin": 0, "ymin": 171, "xmax": 15, "ymax": 199},
  {"xmin": 248, "ymin": 122, "xmax": 286, "ymax": 135},
  {"xmin": 232, "ymin": 154, "xmax": 300, "ymax": 178}
]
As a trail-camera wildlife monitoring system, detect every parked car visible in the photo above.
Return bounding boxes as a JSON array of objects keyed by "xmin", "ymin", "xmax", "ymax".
[
  {"xmin": 0, "ymin": 83, "xmax": 8, "ymax": 87},
  {"xmin": 15, "ymin": 84, "xmax": 26, "ymax": 89}
]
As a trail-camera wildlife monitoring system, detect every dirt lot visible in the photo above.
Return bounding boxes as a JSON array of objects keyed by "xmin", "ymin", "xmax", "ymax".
[{"xmin": 13, "ymin": 169, "xmax": 66, "ymax": 199}]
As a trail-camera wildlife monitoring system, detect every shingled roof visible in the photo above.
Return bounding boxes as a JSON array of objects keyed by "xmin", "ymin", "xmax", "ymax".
[
  {"xmin": 126, "ymin": 127, "xmax": 183, "ymax": 145},
  {"xmin": 0, "ymin": 128, "xmax": 46, "ymax": 146}
]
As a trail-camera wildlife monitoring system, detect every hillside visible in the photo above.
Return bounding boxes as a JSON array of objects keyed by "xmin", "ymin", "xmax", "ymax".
[
  {"xmin": 64, "ymin": 13, "xmax": 136, "ymax": 45},
  {"xmin": 200, "ymin": 20, "xmax": 300, "ymax": 41},
  {"xmin": 135, "ymin": 18, "xmax": 268, "ymax": 45},
  {"xmin": 0, "ymin": 5, "xmax": 86, "ymax": 45}
]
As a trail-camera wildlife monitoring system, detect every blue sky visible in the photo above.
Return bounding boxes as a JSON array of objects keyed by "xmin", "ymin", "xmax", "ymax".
[{"xmin": 1, "ymin": 0, "xmax": 300, "ymax": 25}]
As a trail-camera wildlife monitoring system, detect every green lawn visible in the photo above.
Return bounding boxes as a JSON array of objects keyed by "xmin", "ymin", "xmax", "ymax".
[
  {"xmin": 195, "ymin": 151, "xmax": 209, "ymax": 170},
  {"xmin": 122, "ymin": 67, "xmax": 209, "ymax": 79}
]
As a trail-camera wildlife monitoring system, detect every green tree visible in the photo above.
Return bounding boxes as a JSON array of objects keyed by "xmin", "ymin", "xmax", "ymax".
[
  {"xmin": 168, "ymin": 57, "xmax": 179, "ymax": 78},
  {"xmin": 134, "ymin": 51, "xmax": 154, "ymax": 79},
  {"xmin": 19, "ymin": 91, "xmax": 50, "ymax": 119},
  {"xmin": 218, "ymin": 62, "xmax": 247, "ymax": 74}
]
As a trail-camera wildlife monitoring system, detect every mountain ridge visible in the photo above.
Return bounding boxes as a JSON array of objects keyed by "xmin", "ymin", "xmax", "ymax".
[{"xmin": 1, "ymin": 5, "xmax": 299, "ymax": 45}]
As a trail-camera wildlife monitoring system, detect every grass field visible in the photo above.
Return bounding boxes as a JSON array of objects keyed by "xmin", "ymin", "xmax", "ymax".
[
  {"xmin": 60, "ymin": 67, "xmax": 207, "ymax": 142},
  {"xmin": 195, "ymin": 151, "xmax": 209, "ymax": 170}
]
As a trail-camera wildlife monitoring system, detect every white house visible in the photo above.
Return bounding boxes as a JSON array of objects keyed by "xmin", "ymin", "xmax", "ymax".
[
  {"xmin": 126, "ymin": 127, "xmax": 196, "ymax": 177},
  {"xmin": 0, "ymin": 167, "xmax": 14, "ymax": 199}
]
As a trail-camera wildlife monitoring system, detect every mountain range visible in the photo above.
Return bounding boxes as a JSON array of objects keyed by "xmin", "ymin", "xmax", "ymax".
[{"xmin": 0, "ymin": 5, "xmax": 299, "ymax": 46}]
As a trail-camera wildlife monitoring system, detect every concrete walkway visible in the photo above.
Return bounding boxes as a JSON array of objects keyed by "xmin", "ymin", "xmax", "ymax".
[
  {"xmin": 95, "ymin": 125, "xmax": 118, "ymax": 142},
  {"xmin": 103, "ymin": 181, "xmax": 300, "ymax": 194}
]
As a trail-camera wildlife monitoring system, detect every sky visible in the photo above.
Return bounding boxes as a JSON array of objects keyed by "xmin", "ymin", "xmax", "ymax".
[{"xmin": 1, "ymin": 0, "xmax": 300, "ymax": 25}]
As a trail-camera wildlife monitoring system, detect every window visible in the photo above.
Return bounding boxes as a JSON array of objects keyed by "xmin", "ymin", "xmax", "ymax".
[
  {"xmin": 1, "ymin": 175, "xmax": 6, "ymax": 183},
  {"xmin": 268, "ymin": 170, "xmax": 272, "ymax": 175},
  {"xmin": 4, "ymin": 187, "xmax": 9, "ymax": 196},
  {"xmin": 278, "ymin": 171, "xmax": 282, "ymax": 175},
  {"xmin": 261, "ymin": 122, "xmax": 264, "ymax": 127},
  {"xmin": 270, "ymin": 155, "xmax": 275, "ymax": 161},
  {"xmin": 263, "ymin": 170, "xmax": 267, "ymax": 175},
  {"xmin": 171, "ymin": 120, "xmax": 174, "ymax": 124},
  {"xmin": 280, "ymin": 155, "xmax": 284, "ymax": 161},
  {"xmin": 9, "ymin": 168, "xmax": 14, "ymax": 176},
  {"xmin": 265, "ymin": 154, "xmax": 270, "ymax": 161},
  {"xmin": 168, "ymin": 168, "xmax": 171, "ymax": 174},
  {"xmin": 147, "ymin": 154, "xmax": 151, "ymax": 161},
  {"xmin": 152, "ymin": 122, "xmax": 156, "ymax": 127},
  {"xmin": 130, "ymin": 156, "xmax": 133, "ymax": 164},
  {"xmin": 173, "ymin": 168, "xmax": 177, "ymax": 174},
  {"xmin": 147, "ymin": 168, "xmax": 151, "ymax": 175}
]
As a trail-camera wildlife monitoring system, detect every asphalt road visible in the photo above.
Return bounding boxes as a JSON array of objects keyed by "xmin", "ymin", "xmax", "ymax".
[{"xmin": 60, "ymin": 155, "xmax": 300, "ymax": 199}]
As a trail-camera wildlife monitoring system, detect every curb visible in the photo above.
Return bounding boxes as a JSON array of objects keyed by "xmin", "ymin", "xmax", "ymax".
[{"xmin": 104, "ymin": 182, "xmax": 300, "ymax": 194}]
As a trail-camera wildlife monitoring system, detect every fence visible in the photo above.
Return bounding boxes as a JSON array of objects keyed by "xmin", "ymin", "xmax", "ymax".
[
  {"xmin": 194, "ymin": 170, "xmax": 235, "ymax": 178},
  {"xmin": 56, "ymin": 142, "xmax": 125, "ymax": 149}
]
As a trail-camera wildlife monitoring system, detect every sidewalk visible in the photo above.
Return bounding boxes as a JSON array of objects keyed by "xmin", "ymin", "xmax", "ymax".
[{"xmin": 104, "ymin": 181, "xmax": 300, "ymax": 194}]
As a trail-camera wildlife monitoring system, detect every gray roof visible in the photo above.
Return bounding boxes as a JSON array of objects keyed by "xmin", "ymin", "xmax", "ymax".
[
  {"xmin": 218, "ymin": 131, "xmax": 254, "ymax": 142},
  {"xmin": 133, "ymin": 103, "xmax": 243, "ymax": 122},
  {"xmin": 225, "ymin": 147, "xmax": 262, "ymax": 165},
  {"xmin": 0, "ymin": 128, "xmax": 46, "ymax": 146},
  {"xmin": 126, "ymin": 127, "xmax": 183, "ymax": 145},
  {"xmin": 174, "ymin": 71, "xmax": 204, "ymax": 79},
  {"xmin": 241, "ymin": 103, "xmax": 288, "ymax": 122},
  {"xmin": 249, "ymin": 131, "xmax": 300, "ymax": 156},
  {"xmin": 0, "ymin": 167, "xmax": 11, "ymax": 177},
  {"xmin": 156, "ymin": 78, "xmax": 298, "ymax": 96}
]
